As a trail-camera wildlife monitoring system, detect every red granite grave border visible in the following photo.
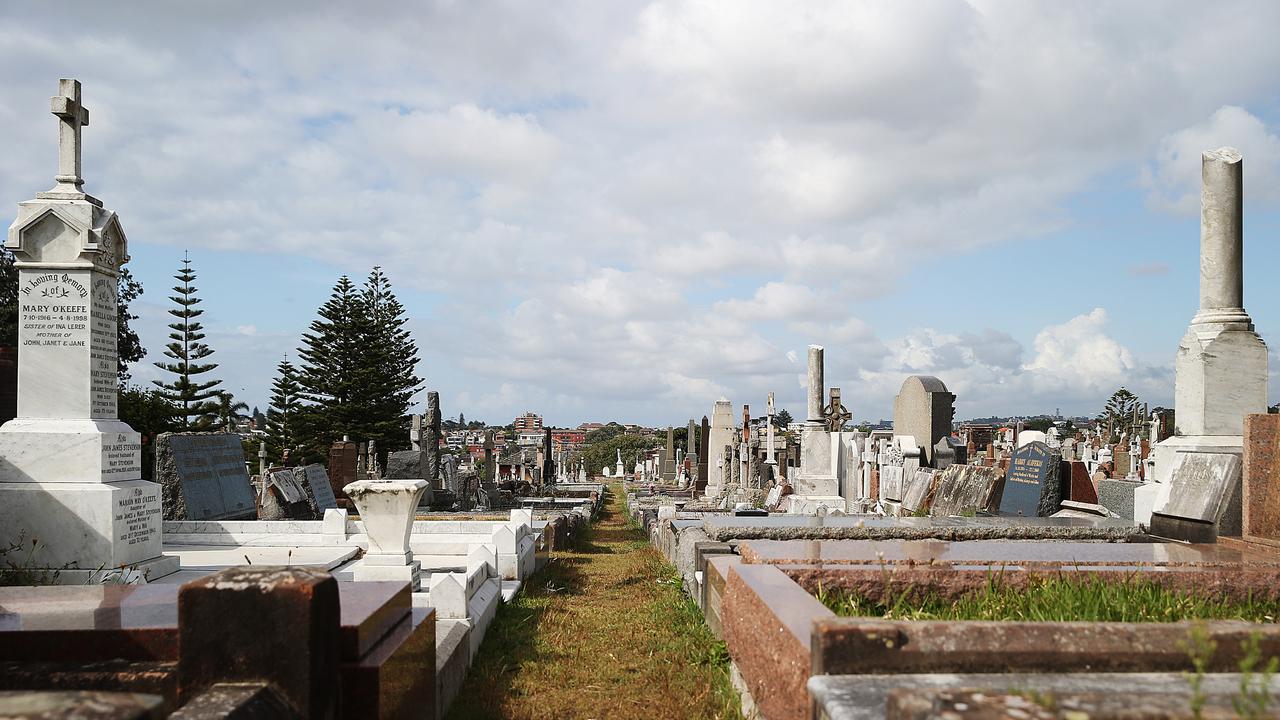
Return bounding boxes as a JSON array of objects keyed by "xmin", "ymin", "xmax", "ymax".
[{"xmin": 716, "ymin": 544, "xmax": 1280, "ymax": 720}]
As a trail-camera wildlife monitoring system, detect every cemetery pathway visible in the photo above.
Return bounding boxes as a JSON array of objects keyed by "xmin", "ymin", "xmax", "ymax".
[{"xmin": 448, "ymin": 485, "xmax": 742, "ymax": 720}]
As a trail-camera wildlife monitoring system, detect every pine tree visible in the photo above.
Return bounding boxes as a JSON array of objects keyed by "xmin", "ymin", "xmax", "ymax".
[
  {"xmin": 360, "ymin": 267, "xmax": 422, "ymax": 453},
  {"xmin": 152, "ymin": 255, "xmax": 221, "ymax": 430},
  {"xmin": 265, "ymin": 359, "xmax": 301, "ymax": 464},
  {"xmin": 293, "ymin": 269, "xmax": 422, "ymax": 467},
  {"xmin": 294, "ymin": 275, "xmax": 370, "ymax": 459}
]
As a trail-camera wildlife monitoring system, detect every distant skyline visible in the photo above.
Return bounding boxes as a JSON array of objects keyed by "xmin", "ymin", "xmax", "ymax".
[{"xmin": 3, "ymin": 2, "xmax": 1280, "ymax": 427}]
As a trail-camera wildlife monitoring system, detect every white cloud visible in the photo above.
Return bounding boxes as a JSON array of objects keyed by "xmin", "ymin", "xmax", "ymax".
[
  {"xmin": 3, "ymin": 2, "xmax": 1279, "ymax": 423},
  {"xmin": 1143, "ymin": 106, "xmax": 1280, "ymax": 214}
]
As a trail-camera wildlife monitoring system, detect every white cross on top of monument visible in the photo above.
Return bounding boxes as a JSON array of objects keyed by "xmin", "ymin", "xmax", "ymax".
[{"xmin": 51, "ymin": 78, "xmax": 89, "ymax": 192}]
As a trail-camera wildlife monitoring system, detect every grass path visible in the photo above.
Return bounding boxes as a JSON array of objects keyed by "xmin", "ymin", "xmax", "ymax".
[{"xmin": 447, "ymin": 484, "xmax": 742, "ymax": 720}]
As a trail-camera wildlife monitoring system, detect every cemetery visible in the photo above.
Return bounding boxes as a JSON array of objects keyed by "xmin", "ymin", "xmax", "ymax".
[
  {"xmin": 2, "ymin": 37, "xmax": 1280, "ymax": 720},
  {"xmin": 616, "ymin": 147, "xmax": 1280, "ymax": 718}
]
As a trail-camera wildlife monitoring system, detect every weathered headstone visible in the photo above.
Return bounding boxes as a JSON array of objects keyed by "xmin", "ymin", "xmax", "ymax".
[
  {"xmin": 259, "ymin": 468, "xmax": 311, "ymax": 520},
  {"xmin": 0, "ymin": 80, "xmax": 164, "ymax": 575},
  {"xmin": 999, "ymin": 440, "xmax": 1062, "ymax": 517},
  {"xmin": 928, "ymin": 464, "xmax": 1004, "ymax": 517},
  {"xmin": 901, "ymin": 469, "xmax": 937, "ymax": 514},
  {"xmin": 156, "ymin": 433, "xmax": 255, "ymax": 521},
  {"xmin": 424, "ymin": 392, "xmax": 442, "ymax": 486},
  {"xmin": 1151, "ymin": 452, "xmax": 1242, "ymax": 541},
  {"xmin": 293, "ymin": 463, "xmax": 338, "ymax": 515},
  {"xmin": 880, "ymin": 464, "xmax": 905, "ymax": 502},
  {"xmin": 384, "ymin": 449, "xmax": 423, "ymax": 480},
  {"xmin": 893, "ymin": 375, "xmax": 956, "ymax": 467}
]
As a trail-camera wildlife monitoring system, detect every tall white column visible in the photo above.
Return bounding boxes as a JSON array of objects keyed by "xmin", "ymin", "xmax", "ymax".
[{"xmin": 806, "ymin": 345, "xmax": 824, "ymax": 423}]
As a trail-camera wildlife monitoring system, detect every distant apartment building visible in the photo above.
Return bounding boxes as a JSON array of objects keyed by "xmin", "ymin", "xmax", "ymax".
[
  {"xmin": 513, "ymin": 412, "xmax": 543, "ymax": 434},
  {"xmin": 549, "ymin": 429, "xmax": 586, "ymax": 453}
]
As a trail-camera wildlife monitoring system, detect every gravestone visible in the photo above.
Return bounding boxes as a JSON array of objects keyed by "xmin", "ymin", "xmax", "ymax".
[
  {"xmin": 1150, "ymin": 452, "xmax": 1242, "ymax": 541},
  {"xmin": 929, "ymin": 464, "xmax": 1004, "ymax": 517},
  {"xmin": 156, "ymin": 433, "xmax": 255, "ymax": 521},
  {"xmin": 880, "ymin": 465, "xmax": 905, "ymax": 502},
  {"xmin": 1098, "ymin": 478, "xmax": 1141, "ymax": 520},
  {"xmin": 892, "ymin": 376, "xmax": 956, "ymax": 467},
  {"xmin": 293, "ymin": 463, "xmax": 338, "ymax": 515},
  {"xmin": 328, "ymin": 440, "xmax": 357, "ymax": 501},
  {"xmin": 259, "ymin": 468, "xmax": 311, "ymax": 520},
  {"xmin": 384, "ymin": 449, "xmax": 424, "ymax": 480},
  {"xmin": 999, "ymin": 441, "xmax": 1062, "ymax": 517},
  {"xmin": 0, "ymin": 80, "xmax": 166, "ymax": 576},
  {"xmin": 423, "ymin": 391, "xmax": 442, "ymax": 486},
  {"xmin": 901, "ymin": 469, "xmax": 937, "ymax": 514}
]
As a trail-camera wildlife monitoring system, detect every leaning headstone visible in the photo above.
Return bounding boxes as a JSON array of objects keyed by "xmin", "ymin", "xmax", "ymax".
[
  {"xmin": 293, "ymin": 463, "xmax": 338, "ymax": 515},
  {"xmin": 999, "ymin": 441, "xmax": 1062, "ymax": 517},
  {"xmin": 259, "ymin": 468, "xmax": 311, "ymax": 520},
  {"xmin": 156, "ymin": 432, "xmax": 255, "ymax": 521},
  {"xmin": 900, "ymin": 469, "xmax": 937, "ymax": 515},
  {"xmin": 929, "ymin": 464, "xmax": 1004, "ymax": 517},
  {"xmin": 1150, "ymin": 452, "xmax": 1242, "ymax": 542}
]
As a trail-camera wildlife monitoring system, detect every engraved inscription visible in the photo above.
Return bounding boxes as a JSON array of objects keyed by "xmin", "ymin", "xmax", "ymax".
[{"xmin": 114, "ymin": 486, "xmax": 160, "ymax": 546}]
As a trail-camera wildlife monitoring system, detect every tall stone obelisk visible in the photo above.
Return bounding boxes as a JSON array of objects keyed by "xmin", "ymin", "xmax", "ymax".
[
  {"xmin": 1149, "ymin": 147, "xmax": 1268, "ymax": 534},
  {"xmin": 0, "ymin": 80, "xmax": 172, "ymax": 580},
  {"xmin": 661, "ymin": 426, "xmax": 676, "ymax": 481}
]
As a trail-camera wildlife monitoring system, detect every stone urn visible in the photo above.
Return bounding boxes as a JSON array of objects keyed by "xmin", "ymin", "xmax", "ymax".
[{"xmin": 342, "ymin": 479, "xmax": 428, "ymax": 562}]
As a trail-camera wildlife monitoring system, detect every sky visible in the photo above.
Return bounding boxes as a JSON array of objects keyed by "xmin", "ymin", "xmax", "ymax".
[{"xmin": 3, "ymin": 1, "xmax": 1280, "ymax": 428}]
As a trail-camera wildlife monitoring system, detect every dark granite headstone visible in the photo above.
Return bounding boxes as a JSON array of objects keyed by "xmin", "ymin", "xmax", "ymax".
[
  {"xmin": 384, "ymin": 450, "xmax": 424, "ymax": 480},
  {"xmin": 294, "ymin": 464, "xmax": 338, "ymax": 514},
  {"xmin": 327, "ymin": 440, "xmax": 357, "ymax": 502},
  {"xmin": 999, "ymin": 441, "xmax": 1062, "ymax": 517},
  {"xmin": 157, "ymin": 433, "xmax": 255, "ymax": 521}
]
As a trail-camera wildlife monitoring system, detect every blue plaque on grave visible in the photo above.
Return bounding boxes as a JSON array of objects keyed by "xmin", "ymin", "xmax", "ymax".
[{"xmin": 1000, "ymin": 441, "xmax": 1060, "ymax": 517}]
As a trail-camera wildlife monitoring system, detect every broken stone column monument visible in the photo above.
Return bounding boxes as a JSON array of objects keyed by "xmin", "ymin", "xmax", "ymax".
[
  {"xmin": 1149, "ymin": 147, "xmax": 1268, "ymax": 540},
  {"xmin": 793, "ymin": 345, "xmax": 837, "ymax": 496}
]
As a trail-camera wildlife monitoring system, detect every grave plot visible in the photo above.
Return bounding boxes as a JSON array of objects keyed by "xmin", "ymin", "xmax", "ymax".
[{"xmin": 701, "ymin": 536, "xmax": 1280, "ymax": 720}]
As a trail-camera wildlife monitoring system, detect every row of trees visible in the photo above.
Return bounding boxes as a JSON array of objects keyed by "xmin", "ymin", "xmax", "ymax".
[{"xmin": 2, "ymin": 250, "xmax": 424, "ymax": 472}]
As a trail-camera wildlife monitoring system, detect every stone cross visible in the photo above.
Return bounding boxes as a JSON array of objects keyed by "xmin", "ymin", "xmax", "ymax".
[
  {"xmin": 51, "ymin": 79, "xmax": 90, "ymax": 192},
  {"xmin": 823, "ymin": 387, "xmax": 851, "ymax": 432}
]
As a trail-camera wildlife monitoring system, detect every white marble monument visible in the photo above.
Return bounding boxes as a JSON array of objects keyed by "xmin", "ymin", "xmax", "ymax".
[
  {"xmin": 793, "ymin": 345, "xmax": 838, "ymax": 496},
  {"xmin": 0, "ymin": 80, "xmax": 172, "ymax": 581},
  {"xmin": 1148, "ymin": 147, "xmax": 1268, "ymax": 533}
]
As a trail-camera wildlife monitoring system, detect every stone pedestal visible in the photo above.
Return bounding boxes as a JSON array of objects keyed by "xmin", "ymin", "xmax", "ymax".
[
  {"xmin": 793, "ymin": 425, "xmax": 837, "ymax": 496},
  {"xmin": 344, "ymin": 479, "xmax": 429, "ymax": 590},
  {"xmin": 0, "ymin": 80, "xmax": 167, "ymax": 581}
]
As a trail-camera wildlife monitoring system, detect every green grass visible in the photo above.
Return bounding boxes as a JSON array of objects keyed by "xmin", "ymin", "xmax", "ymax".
[
  {"xmin": 818, "ymin": 574, "xmax": 1280, "ymax": 623},
  {"xmin": 447, "ymin": 484, "xmax": 742, "ymax": 720}
]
